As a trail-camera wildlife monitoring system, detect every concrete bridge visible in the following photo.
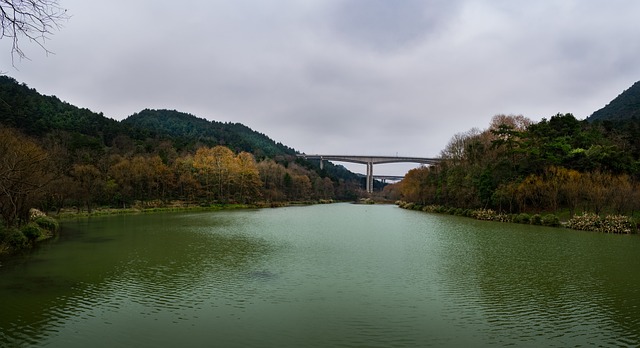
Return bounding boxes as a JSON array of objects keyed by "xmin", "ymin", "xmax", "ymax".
[
  {"xmin": 372, "ymin": 175, "xmax": 405, "ymax": 181},
  {"xmin": 297, "ymin": 154, "xmax": 440, "ymax": 193}
]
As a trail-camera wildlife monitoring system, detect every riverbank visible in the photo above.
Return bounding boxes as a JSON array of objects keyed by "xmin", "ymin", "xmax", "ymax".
[
  {"xmin": 53, "ymin": 199, "xmax": 337, "ymax": 220},
  {"xmin": 1, "ymin": 200, "xmax": 338, "ymax": 257},
  {"xmin": 5, "ymin": 202, "xmax": 638, "ymax": 347},
  {"xmin": 0, "ymin": 211, "xmax": 60, "ymax": 257},
  {"xmin": 54, "ymin": 203, "xmax": 255, "ymax": 220},
  {"xmin": 396, "ymin": 201, "xmax": 638, "ymax": 234}
]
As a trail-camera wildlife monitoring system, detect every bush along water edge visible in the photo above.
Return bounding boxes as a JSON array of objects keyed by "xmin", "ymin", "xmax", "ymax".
[
  {"xmin": 0, "ymin": 210, "xmax": 60, "ymax": 255},
  {"xmin": 396, "ymin": 201, "xmax": 636, "ymax": 234}
]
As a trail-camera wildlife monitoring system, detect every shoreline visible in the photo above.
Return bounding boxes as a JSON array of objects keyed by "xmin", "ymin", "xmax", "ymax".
[
  {"xmin": 396, "ymin": 201, "xmax": 639, "ymax": 235},
  {"xmin": 2, "ymin": 200, "xmax": 341, "ymax": 257},
  {"xmin": 0, "ymin": 199, "xmax": 396, "ymax": 258},
  {"xmin": 52, "ymin": 199, "xmax": 339, "ymax": 220}
]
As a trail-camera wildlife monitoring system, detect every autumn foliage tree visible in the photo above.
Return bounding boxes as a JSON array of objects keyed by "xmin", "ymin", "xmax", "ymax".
[
  {"xmin": 0, "ymin": 127, "xmax": 52, "ymax": 225},
  {"xmin": 192, "ymin": 146, "xmax": 259, "ymax": 203},
  {"xmin": 235, "ymin": 152, "xmax": 262, "ymax": 203},
  {"xmin": 399, "ymin": 113, "xmax": 640, "ymax": 219},
  {"xmin": 70, "ymin": 163, "xmax": 102, "ymax": 213}
]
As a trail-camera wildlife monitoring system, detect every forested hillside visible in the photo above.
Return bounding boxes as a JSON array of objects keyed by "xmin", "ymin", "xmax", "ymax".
[
  {"xmin": 0, "ymin": 75, "xmax": 363, "ymax": 232},
  {"xmin": 0, "ymin": 76, "xmax": 126, "ymax": 145},
  {"xmin": 122, "ymin": 109, "xmax": 296, "ymax": 159},
  {"xmin": 395, "ymin": 79, "xmax": 640, "ymax": 228},
  {"xmin": 394, "ymin": 112, "xmax": 640, "ymax": 232},
  {"xmin": 588, "ymin": 80, "xmax": 640, "ymax": 122}
]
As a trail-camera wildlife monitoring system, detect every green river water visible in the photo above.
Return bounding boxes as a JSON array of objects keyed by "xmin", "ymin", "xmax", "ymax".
[{"xmin": 1, "ymin": 203, "xmax": 639, "ymax": 347}]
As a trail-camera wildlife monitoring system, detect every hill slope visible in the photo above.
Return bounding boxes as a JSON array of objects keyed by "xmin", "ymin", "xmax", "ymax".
[
  {"xmin": 588, "ymin": 81, "xmax": 640, "ymax": 122},
  {"xmin": 0, "ymin": 75, "xmax": 124, "ymax": 142},
  {"xmin": 0, "ymin": 76, "xmax": 297, "ymax": 159},
  {"xmin": 122, "ymin": 109, "xmax": 296, "ymax": 159},
  {"xmin": 0, "ymin": 74, "xmax": 361, "ymax": 187}
]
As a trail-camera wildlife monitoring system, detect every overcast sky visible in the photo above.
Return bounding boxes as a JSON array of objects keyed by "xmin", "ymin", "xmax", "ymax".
[{"xmin": 3, "ymin": 0, "xmax": 640, "ymax": 175}]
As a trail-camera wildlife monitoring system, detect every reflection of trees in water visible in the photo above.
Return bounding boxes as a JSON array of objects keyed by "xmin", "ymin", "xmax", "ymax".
[
  {"xmin": 438, "ymin": 219, "xmax": 640, "ymax": 345},
  {"xmin": 0, "ymin": 212, "xmax": 273, "ymax": 346}
]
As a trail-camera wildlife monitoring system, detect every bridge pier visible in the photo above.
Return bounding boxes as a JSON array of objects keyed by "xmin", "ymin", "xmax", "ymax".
[
  {"xmin": 297, "ymin": 154, "xmax": 440, "ymax": 194},
  {"xmin": 366, "ymin": 162, "xmax": 373, "ymax": 193}
]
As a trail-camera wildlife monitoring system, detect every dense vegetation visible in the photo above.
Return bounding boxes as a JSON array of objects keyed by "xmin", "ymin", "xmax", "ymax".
[
  {"xmin": 393, "ymin": 112, "xmax": 640, "ymax": 232},
  {"xmin": 123, "ymin": 109, "xmax": 297, "ymax": 159},
  {"xmin": 4, "ymin": 73, "xmax": 640, "ymax": 252},
  {"xmin": 0, "ymin": 75, "xmax": 364, "ymax": 253},
  {"xmin": 588, "ymin": 81, "xmax": 640, "ymax": 122}
]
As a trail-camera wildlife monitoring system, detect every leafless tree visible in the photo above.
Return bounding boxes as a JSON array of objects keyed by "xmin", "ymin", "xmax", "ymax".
[
  {"xmin": 0, "ymin": 127, "xmax": 53, "ymax": 226},
  {"xmin": 0, "ymin": 0, "xmax": 69, "ymax": 65}
]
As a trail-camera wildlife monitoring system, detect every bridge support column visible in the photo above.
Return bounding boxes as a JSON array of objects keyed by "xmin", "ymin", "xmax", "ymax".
[{"xmin": 366, "ymin": 162, "xmax": 373, "ymax": 193}]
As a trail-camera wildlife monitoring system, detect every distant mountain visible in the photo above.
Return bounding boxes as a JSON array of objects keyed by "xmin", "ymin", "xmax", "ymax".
[
  {"xmin": 0, "ymin": 75, "xmax": 360, "ymax": 184},
  {"xmin": 0, "ymin": 76, "xmax": 296, "ymax": 159},
  {"xmin": 0, "ymin": 75, "xmax": 124, "ymax": 143},
  {"xmin": 121, "ymin": 109, "xmax": 361, "ymax": 182},
  {"xmin": 587, "ymin": 81, "xmax": 640, "ymax": 122},
  {"xmin": 0, "ymin": 75, "xmax": 294, "ymax": 158},
  {"xmin": 122, "ymin": 109, "xmax": 296, "ymax": 159}
]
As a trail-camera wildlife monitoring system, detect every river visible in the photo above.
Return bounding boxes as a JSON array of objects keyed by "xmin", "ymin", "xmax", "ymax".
[{"xmin": 1, "ymin": 203, "xmax": 639, "ymax": 347}]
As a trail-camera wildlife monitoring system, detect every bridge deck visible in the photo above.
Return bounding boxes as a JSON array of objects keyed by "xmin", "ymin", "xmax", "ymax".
[
  {"xmin": 297, "ymin": 154, "xmax": 440, "ymax": 193},
  {"xmin": 297, "ymin": 154, "xmax": 440, "ymax": 165}
]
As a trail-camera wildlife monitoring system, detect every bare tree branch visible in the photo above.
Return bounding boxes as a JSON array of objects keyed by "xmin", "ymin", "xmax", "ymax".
[{"xmin": 0, "ymin": 0, "xmax": 69, "ymax": 67}]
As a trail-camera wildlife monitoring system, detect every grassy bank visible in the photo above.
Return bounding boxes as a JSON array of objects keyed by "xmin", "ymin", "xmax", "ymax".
[
  {"xmin": 54, "ymin": 199, "xmax": 337, "ymax": 219},
  {"xmin": 54, "ymin": 203, "xmax": 256, "ymax": 220},
  {"xmin": 396, "ymin": 201, "xmax": 638, "ymax": 234}
]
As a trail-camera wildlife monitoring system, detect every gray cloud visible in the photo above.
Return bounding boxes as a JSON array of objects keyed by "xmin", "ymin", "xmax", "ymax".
[
  {"xmin": 3, "ymin": 0, "xmax": 640, "ymax": 175},
  {"xmin": 328, "ymin": 0, "xmax": 460, "ymax": 51}
]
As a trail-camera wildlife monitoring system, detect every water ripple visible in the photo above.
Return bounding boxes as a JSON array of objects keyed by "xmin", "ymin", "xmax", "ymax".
[{"xmin": 3, "ymin": 206, "xmax": 640, "ymax": 347}]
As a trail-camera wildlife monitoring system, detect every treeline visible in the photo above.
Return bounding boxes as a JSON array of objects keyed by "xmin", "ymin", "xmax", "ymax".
[
  {"xmin": 588, "ymin": 80, "xmax": 640, "ymax": 122},
  {"xmin": 394, "ymin": 113, "xmax": 640, "ymax": 220},
  {"xmin": 0, "ymin": 76, "xmax": 294, "ymax": 157},
  {"xmin": 0, "ymin": 126, "xmax": 361, "ymax": 226},
  {"xmin": 122, "ymin": 109, "xmax": 298, "ymax": 159},
  {"xmin": 0, "ymin": 76, "xmax": 365, "ymax": 231}
]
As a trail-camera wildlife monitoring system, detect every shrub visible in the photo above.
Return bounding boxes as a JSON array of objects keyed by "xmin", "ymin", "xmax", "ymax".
[
  {"xmin": 567, "ymin": 213, "xmax": 635, "ymax": 233},
  {"xmin": 472, "ymin": 209, "xmax": 497, "ymax": 221},
  {"xmin": 531, "ymin": 214, "xmax": 542, "ymax": 225},
  {"xmin": 6, "ymin": 228, "xmax": 27, "ymax": 248},
  {"xmin": 566, "ymin": 212, "xmax": 601, "ymax": 231},
  {"xmin": 600, "ymin": 215, "xmax": 634, "ymax": 234},
  {"xmin": 419, "ymin": 205, "xmax": 438, "ymax": 213},
  {"xmin": 494, "ymin": 213, "xmax": 511, "ymax": 222},
  {"xmin": 515, "ymin": 213, "xmax": 531, "ymax": 224},
  {"xmin": 542, "ymin": 214, "xmax": 560, "ymax": 227},
  {"xmin": 29, "ymin": 208, "xmax": 47, "ymax": 220},
  {"xmin": 21, "ymin": 223, "xmax": 42, "ymax": 243},
  {"xmin": 34, "ymin": 216, "xmax": 59, "ymax": 233}
]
